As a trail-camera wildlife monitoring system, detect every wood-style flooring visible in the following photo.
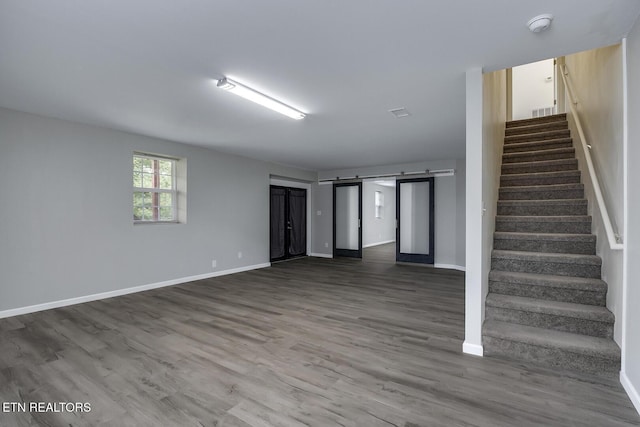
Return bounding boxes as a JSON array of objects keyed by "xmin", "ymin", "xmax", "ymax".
[
  {"xmin": 363, "ymin": 242, "xmax": 396, "ymax": 264},
  {"xmin": 1, "ymin": 257, "xmax": 639, "ymax": 426}
]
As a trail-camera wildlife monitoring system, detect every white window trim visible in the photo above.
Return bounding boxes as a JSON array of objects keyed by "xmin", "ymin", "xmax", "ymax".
[{"xmin": 133, "ymin": 153, "xmax": 179, "ymax": 224}]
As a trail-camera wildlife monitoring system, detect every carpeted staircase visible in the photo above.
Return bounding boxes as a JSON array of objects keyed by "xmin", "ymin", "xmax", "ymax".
[{"xmin": 482, "ymin": 113, "xmax": 621, "ymax": 375}]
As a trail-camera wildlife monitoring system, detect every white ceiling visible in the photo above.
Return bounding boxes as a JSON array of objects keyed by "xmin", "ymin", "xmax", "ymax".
[{"xmin": 1, "ymin": 1, "xmax": 639, "ymax": 171}]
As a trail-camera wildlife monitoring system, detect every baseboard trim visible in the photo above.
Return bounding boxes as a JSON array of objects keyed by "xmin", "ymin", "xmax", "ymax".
[
  {"xmin": 463, "ymin": 341, "xmax": 484, "ymax": 356},
  {"xmin": 435, "ymin": 263, "xmax": 466, "ymax": 272},
  {"xmin": 0, "ymin": 262, "xmax": 271, "ymax": 320},
  {"xmin": 362, "ymin": 240, "xmax": 396, "ymax": 249},
  {"xmin": 310, "ymin": 252, "xmax": 333, "ymax": 258},
  {"xmin": 621, "ymin": 371, "xmax": 640, "ymax": 415}
]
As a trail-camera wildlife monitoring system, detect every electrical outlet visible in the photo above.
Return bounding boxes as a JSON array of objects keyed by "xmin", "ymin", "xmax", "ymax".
[
  {"xmin": 211, "ymin": 260, "xmax": 217, "ymax": 269},
  {"xmin": 324, "ymin": 242, "xmax": 329, "ymax": 248},
  {"xmin": 238, "ymin": 251, "xmax": 243, "ymax": 259},
  {"xmin": 317, "ymin": 210, "xmax": 322, "ymax": 216}
]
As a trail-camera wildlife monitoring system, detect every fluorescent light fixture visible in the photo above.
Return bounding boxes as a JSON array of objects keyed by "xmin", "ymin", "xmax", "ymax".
[{"xmin": 216, "ymin": 77, "xmax": 306, "ymax": 120}]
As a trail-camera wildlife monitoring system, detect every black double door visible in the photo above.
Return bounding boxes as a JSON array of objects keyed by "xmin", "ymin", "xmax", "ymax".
[{"xmin": 270, "ymin": 186, "xmax": 307, "ymax": 262}]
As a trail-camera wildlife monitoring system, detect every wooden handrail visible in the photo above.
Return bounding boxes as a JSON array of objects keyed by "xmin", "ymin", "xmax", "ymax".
[{"xmin": 560, "ymin": 65, "xmax": 623, "ymax": 250}]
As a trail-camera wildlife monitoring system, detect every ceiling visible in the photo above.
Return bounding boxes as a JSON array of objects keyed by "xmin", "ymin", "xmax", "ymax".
[{"xmin": 1, "ymin": 1, "xmax": 639, "ymax": 172}]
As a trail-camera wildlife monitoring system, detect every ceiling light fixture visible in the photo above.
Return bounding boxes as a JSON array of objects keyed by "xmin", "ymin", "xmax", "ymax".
[
  {"xmin": 527, "ymin": 14, "xmax": 553, "ymax": 33},
  {"xmin": 216, "ymin": 77, "xmax": 306, "ymax": 120}
]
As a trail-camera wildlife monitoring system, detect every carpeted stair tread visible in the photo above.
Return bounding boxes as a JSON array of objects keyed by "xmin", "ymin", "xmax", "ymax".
[
  {"xmin": 504, "ymin": 129, "xmax": 571, "ymax": 144},
  {"xmin": 499, "ymin": 183, "xmax": 584, "ymax": 200},
  {"xmin": 506, "ymin": 114, "xmax": 567, "ymax": 128},
  {"xmin": 494, "ymin": 231, "xmax": 595, "ymax": 243},
  {"xmin": 500, "ymin": 170, "xmax": 581, "ymax": 186},
  {"xmin": 494, "ymin": 231, "xmax": 596, "ymax": 254},
  {"xmin": 502, "ymin": 137, "xmax": 573, "ymax": 153},
  {"xmin": 483, "ymin": 320, "xmax": 620, "ymax": 360},
  {"xmin": 486, "ymin": 294, "xmax": 613, "ymax": 323},
  {"xmin": 492, "ymin": 250, "xmax": 601, "ymax": 278},
  {"xmin": 505, "ymin": 121, "xmax": 569, "ymax": 137},
  {"xmin": 497, "ymin": 199, "xmax": 587, "ymax": 216},
  {"xmin": 492, "ymin": 250, "xmax": 601, "ymax": 266},
  {"xmin": 495, "ymin": 215, "xmax": 592, "ymax": 234},
  {"xmin": 501, "ymin": 158, "xmax": 578, "ymax": 174},
  {"xmin": 489, "ymin": 270, "xmax": 607, "ymax": 292},
  {"xmin": 502, "ymin": 147, "xmax": 575, "ymax": 163},
  {"xmin": 489, "ymin": 270, "xmax": 607, "ymax": 306}
]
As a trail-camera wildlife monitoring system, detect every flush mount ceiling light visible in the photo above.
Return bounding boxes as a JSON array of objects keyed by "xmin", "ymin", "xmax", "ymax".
[
  {"xmin": 216, "ymin": 77, "xmax": 306, "ymax": 120},
  {"xmin": 527, "ymin": 14, "xmax": 553, "ymax": 33}
]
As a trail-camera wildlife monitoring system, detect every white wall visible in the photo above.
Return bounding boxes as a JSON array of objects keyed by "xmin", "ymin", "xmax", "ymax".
[
  {"xmin": 317, "ymin": 159, "xmax": 465, "ymax": 269},
  {"xmin": 362, "ymin": 182, "xmax": 395, "ymax": 247},
  {"xmin": 564, "ymin": 44, "xmax": 625, "ymax": 343},
  {"xmin": 0, "ymin": 108, "xmax": 316, "ymax": 315},
  {"xmin": 464, "ymin": 68, "xmax": 506, "ymax": 356},
  {"xmin": 512, "ymin": 59, "xmax": 556, "ymax": 120},
  {"xmin": 622, "ymin": 16, "xmax": 640, "ymax": 415}
]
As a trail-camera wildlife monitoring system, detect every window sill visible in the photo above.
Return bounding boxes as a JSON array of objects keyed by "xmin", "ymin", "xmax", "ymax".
[{"xmin": 133, "ymin": 221, "xmax": 181, "ymax": 226}]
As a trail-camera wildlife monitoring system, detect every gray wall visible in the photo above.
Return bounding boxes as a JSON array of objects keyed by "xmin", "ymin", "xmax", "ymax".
[
  {"xmin": 456, "ymin": 158, "xmax": 467, "ymax": 268},
  {"xmin": 362, "ymin": 182, "xmax": 395, "ymax": 247},
  {"xmin": 624, "ymin": 17, "xmax": 640, "ymax": 413},
  {"xmin": 564, "ymin": 44, "xmax": 625, "ymax": 343},
  {"xmin": 0, "ymin": 108, "xmax": 315, "ymax": 312},
  {"xmin": 316, "ymin": 160, "xmax": 465, "ymax": 268}
]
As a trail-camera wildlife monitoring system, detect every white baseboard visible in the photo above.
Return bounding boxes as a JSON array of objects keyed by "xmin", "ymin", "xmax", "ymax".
[
  {"xmin": 363, "ymin": 240, "xmax": 396, "ymax": 249},
  {"xmin": 621, "ymin": 371, "xmax": 640, "ymax": 415},
  {"xmin": 0, "ymin": 262, "xmax": 271, "ymax": 320},
  {"xmin": 310, "ymin": 252, "xmax": 333, "ymax": 258},
  {"xmin": 435, "ymin": 263, "xmax": 466, "ymax": 272},
  {"xmin": 463, "ymin": 341, "xmax": 484, "ymax": 356}
]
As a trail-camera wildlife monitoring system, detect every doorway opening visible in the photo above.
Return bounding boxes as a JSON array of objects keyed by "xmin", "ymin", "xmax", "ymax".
[
  {"xmin": 333, "ymin": 177, "xmax": 435, "ymax": 265},
  {"xmin": 362, "ymin": 179, "xmax": 397, "ymax": 264},
  {"xmin": 510, "ymin": 58, "xmax": 558, "ymax": 120}
]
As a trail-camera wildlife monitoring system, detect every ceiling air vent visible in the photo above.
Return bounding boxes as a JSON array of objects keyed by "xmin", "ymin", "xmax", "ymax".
[{"xmin": 388, "ymin": 107, "xmax": 411, "ymax": 118}]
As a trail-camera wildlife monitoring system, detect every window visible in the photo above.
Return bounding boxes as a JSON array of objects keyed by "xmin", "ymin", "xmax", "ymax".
[
  {"xmin": 133, "ymin": 153, "xmax": 177, "ymax": 223},
  {"xmin": 375, "ymin": 190, "xmax": 384, "ymax": 219}
]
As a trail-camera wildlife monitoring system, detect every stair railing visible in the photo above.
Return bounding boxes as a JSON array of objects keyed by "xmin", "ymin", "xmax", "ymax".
[{"xmin": 560, "ymin": 65, "xmax": 624, "ymax": 250}]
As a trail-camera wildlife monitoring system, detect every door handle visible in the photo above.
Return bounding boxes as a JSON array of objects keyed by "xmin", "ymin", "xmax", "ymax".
[{"xmin": 358, "ymin": 219, "xmax": 361, "ymax": 228}]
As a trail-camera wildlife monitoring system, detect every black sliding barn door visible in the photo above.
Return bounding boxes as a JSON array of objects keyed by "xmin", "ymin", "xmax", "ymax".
[
  {"xmin": 333, "ymin": 182, "xmax": 362, "ymax": 258},
  {"xmin": 270, "ymin": 186, "xmax": 307, "ymax": 262},
  {"xmin": 396, "ymin": 177, "xmax": 435, "ymax": 264}
]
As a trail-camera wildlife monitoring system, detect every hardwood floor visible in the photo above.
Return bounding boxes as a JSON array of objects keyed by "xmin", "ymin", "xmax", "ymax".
[
  {"xmin": 1, "ymin": 257, "xmax": 638, "ymax": 426},
  {"xmin": 363, "ymin": 242, "xmax": 396, "ymax": 264}
]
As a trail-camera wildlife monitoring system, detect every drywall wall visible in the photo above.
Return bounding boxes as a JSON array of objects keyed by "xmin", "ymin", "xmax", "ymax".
[
  {"xmin": 0, "ymin": 107, "xmax": 315, "ymax": 313},
  {"xmin": 512, "ymin": 59, "xmax": 556, "ymax": 120},
  {"xmin": 317, "ymin": 160, "xmax": 465, "ymax": 268},
  {"xmin": 464, "ymin": 68, "xmax": 485, "ymax": 355},
  {"xmin": 362, "ymin": 182, "xmax": 395, "ymax": 247},
  {"xmin": 564, "ymin": 44, "xmax": 625, "ymax": 343},
  {"xmin": 456, "ymin": 158, "xmax": 466, "ymax": 268},
  {"xmin": 482, "ymin": 68, "xmax": 507, "ymax": 323},
  {"xmin": 623, "ymin": 17, "xmax": 640, "ymax": 415},
  {"xmin": 464, "ymin": 68, "xmax": 506, "ymax": 355}
]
